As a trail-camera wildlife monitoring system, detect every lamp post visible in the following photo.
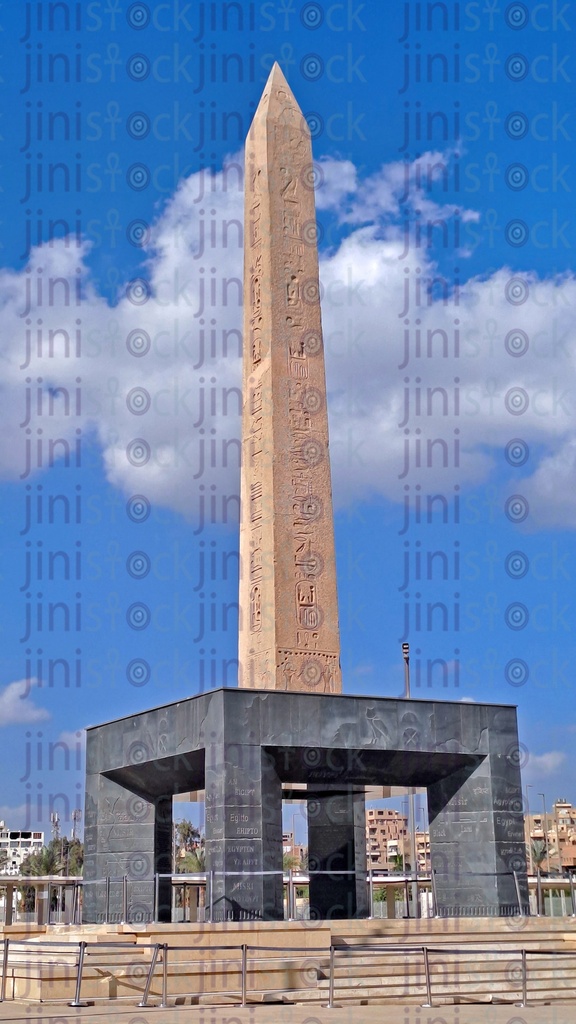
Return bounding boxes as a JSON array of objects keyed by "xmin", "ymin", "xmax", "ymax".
[
  {"xmin": 525, "ymin": 784, "xmax": 533, "ymax": 875},
  {"xmin": 553, "ymin": 801, "xmax": 563, "ymax": 875},
  {"xmin": 402, "ymin": 643, "xmax": 419, "ymax": 917},
  {"xmin": 539, "ymin": 793, "xmax": 550, "ymax": 875}
]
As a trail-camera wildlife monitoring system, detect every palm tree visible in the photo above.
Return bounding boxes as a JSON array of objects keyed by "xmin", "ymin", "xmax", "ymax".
[
  {"xmin": 18, "ymin": 842, "xmax": 62, "ymax": 912},
  {"xmin": 174, "ymin": 841, "xmax": 206, "ymax": 914},
  {"xmin": 283, "ymin": 852, "xmax": 299, "ymax": 871},
  {"xmin": 20, "ymin": 843, "xmax": 62, "ymax": 876},
  {"xmin": 531, "ymin": 839, "xmax": 548, "ymax": 873},
  {"xmin": 177, "ymin": 846, "xmax": 205, "ymax": 873},
  {"xmin": 174, "ymin": 821, "xmax": 200, "ymax": 858}
]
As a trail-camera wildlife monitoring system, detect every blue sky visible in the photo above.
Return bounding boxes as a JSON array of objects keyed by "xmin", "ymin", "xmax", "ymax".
[{"xmin": 0, "ymin": 2, "xmax": 574, "ymax": 838}]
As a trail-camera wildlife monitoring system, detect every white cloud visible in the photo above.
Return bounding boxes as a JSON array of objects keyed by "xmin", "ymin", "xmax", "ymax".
[
  {"xmin": 0, "ymin": 152, "xmax": 575, "ymax": 526},
  {"xmin": 314, "ymin": 156, "xmax": 357, "ymax": 214},
  {"xmin": 0, "ymin": 804, "xmax": 30, "ymax": 829},
  {"xmin": 57, "ymin": 729, "xmax": 86, "ymax": 751},
  {"xmin": 0, "ymin": 679, "xmax": 50, "ymax": 725},
  {"xmin": 525, "ymin": 750, "xmax": 567, "ymax": 778}
]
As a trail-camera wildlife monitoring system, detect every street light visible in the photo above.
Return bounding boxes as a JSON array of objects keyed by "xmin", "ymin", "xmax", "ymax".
[
  {"xmin": 539, "ymin": 793, "xmax": 551, "ymax": 875},
  {"xmin": 525, "ymin": 784, "xmax": 533, "ymax": 875},
  {"xmin": 553, "ymin": 800, "xmax": 563, "ymax": 875},
  {"xmin": 402, "ymin": 644, "xmax": 418, "ymax": 918}
]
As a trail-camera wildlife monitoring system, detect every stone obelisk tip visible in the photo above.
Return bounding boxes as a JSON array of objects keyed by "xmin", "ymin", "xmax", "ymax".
[
  {"xmin": 251, "ymin": 63, "xmax": 306, "ymax": 131},
  {"xmin": 267, "ymin": 61, "xmax": 289, "ymax": 87}
]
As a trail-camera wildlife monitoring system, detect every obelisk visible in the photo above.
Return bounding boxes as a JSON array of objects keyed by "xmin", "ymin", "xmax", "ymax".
[{"xmin": 239, "ymin": 63, "xmax": 342, "ymax": 694}]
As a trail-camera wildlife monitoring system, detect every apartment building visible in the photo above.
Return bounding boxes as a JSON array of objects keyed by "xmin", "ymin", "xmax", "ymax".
[
  {"xmin": 0, "ymin": 822, "xmax": 44, "ymax": 875},
  {"xmin": 525, "ymin": 799, "xmax": 576, "ymax": 873}
]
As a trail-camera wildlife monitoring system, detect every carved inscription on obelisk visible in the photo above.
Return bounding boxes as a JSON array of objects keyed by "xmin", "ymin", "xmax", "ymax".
[{"xmin": 239, "ymin": 63, "xmax": 342, "ymax": 693}]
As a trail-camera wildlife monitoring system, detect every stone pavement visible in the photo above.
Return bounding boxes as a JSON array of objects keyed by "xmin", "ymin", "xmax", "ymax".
[{"xmin": 0, "ymin": 1001, "xmax": 574, "ymax": 1024}]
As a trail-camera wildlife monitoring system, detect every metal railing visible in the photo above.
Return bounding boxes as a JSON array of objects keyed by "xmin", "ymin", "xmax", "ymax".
[
  {"xmin": 6, "ymin": 869, "xmax": 576, "ymax": 926},
  {"xmin": 0, "ymin": 938, "xmax": 162, "ymax": 1006},
  {"xmin": 325, "ymin": 942, "xmax": 576, "ymax": 1009},
  {"xmin": 0, "ymin": 937, "xmax": 326, "ymax": 1007},
  {"xmin": 4, "ymin": 935, "xmax": 576, "ymax": 1009},
  {"xmin": 0, "ymin": 878, "xmax": 83, "ymax": 926},
  {"xmin": 81, "ymin": 868, "xmax": 527, "ymax": 924}
]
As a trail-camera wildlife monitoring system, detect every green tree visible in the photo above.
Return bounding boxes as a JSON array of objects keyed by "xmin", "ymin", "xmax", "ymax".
[
  {"xmin": 20, "ymin": 837, "xmax": 84, "ymax": 878},
  {"xmin": 174, "ymin": 820, "xmax": 200, "ymax": 852},
  {"xmin": 283, "ymin": 852, "xmax": 299, "ymax": 871},
  {"xmin": 173, "ymin": 829, "xmax": 206, "ymax": 912},
  {"xmin": 531, "ymin": 839, "xmax": 548, "ymax": 872},
  {"xmin": 173, "ymin": 820, "xmax": 203, "ymax": 873},
  {"xmin": 64, "ymin": 838, "xmax": 84, "ymax": 875},
  {"xmin": 173, "ymin": 820, "xmax": 201, "ymax": 868},
  {"xmin": 178, "ymin": 847, "xmax": 205, "ymax": 873},
  {"xmin": 20, "ymin": 841, "xmax": 62, "ymax": 877},
  {"xmin": 18, "ymin": 837, "xmax": 84, "ymax": 910}
]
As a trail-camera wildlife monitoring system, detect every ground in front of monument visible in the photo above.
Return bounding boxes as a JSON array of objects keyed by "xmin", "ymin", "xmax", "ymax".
[{"xmin": 1, "ymin": 1001, "xmax": 575, "ymax": 1023}]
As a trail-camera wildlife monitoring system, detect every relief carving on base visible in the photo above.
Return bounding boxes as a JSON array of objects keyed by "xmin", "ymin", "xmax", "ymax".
[{"xmin": 277, "ymin": 649, "xmax": 340, "ymax": 692}]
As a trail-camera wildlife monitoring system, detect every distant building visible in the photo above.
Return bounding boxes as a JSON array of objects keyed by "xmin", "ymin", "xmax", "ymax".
[
  {"xmin": 282, "ymin": 832, "xmax": 307, "ymax": 867},
  {"xmin": 366, "ymin": 808, "xmax": 407, "ymax": 868},
  {"xmin": 366, "ymin": 807, "xmax": 431, "ymax": 872},
  {"xmin": 525, "ymin": 799, "xmax": 576, "ymax": 873},
  {"xmin": 0, "ymin": 822, "xmax": 44, "ymax": 875},
  {"xmin": 411, "ymin": 830, "xmax": 431, "ymax": 874}
]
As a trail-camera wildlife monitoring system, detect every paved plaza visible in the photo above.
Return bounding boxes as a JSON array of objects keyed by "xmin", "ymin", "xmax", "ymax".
[{"xmin": 0, "ymin": 998, "xmax": 575, "ymax": 1024}]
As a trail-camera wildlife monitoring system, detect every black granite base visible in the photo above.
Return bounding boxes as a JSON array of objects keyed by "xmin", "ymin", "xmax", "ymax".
[
  {"xmin": 83, "ymin": 689, "xmax": 528, "ymax": 923},
  {"xmin": 307, "ymin": 785, "xmax": 368, "ymax": 919}
]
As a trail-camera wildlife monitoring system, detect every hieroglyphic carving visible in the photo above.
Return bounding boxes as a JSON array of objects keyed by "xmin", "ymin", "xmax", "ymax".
[
  {"xmin": 250, "ymin": 481, "xmax": 262, "ymax": 522},
  {"xmin": 246, "ymin": 153, "xmax": 266, "ymax": 654},
  {"xmin": 249, "ymin": 528, "xmax": 263, "ymax": 581},
  {"xmin": 249, "ymin": 382, "xmax": 263, "ymax": 469},
  {"xmin": 239, "ymin": 64, "xmax": 342, "ymax": 692},
  {"xmin": 250, "ymin": 585, "xmax": 262, "ymax": 632},
  {"xmin": 296, "ymin": 581, "xmax": 321, "ymax": 629}
]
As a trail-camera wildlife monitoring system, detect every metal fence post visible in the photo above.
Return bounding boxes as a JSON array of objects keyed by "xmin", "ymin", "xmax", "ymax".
[
  {"xmin": 72, "ymin": 883, "xmax": 80, "ymax": 925},
  {"xmin": 154, "ymin": 873, "xmax": 160, "ymax": 924},
  {"xmin": 160, "ymin": 943, "xmax": 168, "ymax": 1008},
  {"xmin": 105, "ymin": 876, "xmax": 110, "ymax": 924},
  {"xmin": 208, "ymin": 870, "xmax": 214, "ymax": 923},
  {"xmin": 137, "ymin": 943, "xmax": 160, "ymax": 1008},
  {"xmin": 512, "ymin": 871, "xmax": 524, "ymax": 916},
  {"xmin": 537, "ymin": 871, "xmax": 543, "ymax": 916},
  {"xmin": 422, "ymin": 945, "xmax": 433, "ymax": 1007},
  {"xmin": 368, "ymin": 869, "xmax": 374, "ymax": 920},
  {"xmin": 325, "ymin": 943, "xmax": 335, "ymax": 1009},
  {"xmin": 430, "ymin": 869, "xmax": 439, "ymax": 918},
  {"xmin": 240, "ymin": 944, "xmax": 247, "ymax": 1007},
  {"xmin": 570, "ymin": 874, "xmax": 576, "ymax": 917},
  {"xmin": 122, "ymin": 875, "xmax": 128, "ymax": 924},
  {"xmin": 404, "ymin": 877, "xmax": 411, "ymax": 918},
  {"xmin": 520, "ymin": 948, "xmax": 527, "ymax": 1007},
  {"xmin": 0, "ymin": 938, "xmax": 9, "ymax": 1002},
  {"xmin": 68, "ymin": 941, "xmax": 88, "ymax": 1007},
  {"xmin": 288, "ymin": 869, "xmax": 293, "ymax": 921}
]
